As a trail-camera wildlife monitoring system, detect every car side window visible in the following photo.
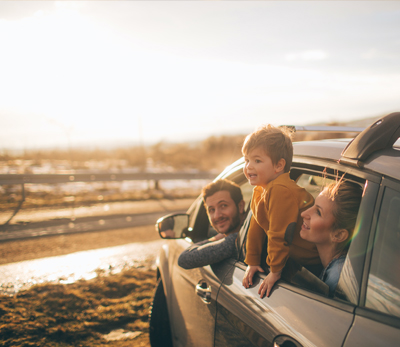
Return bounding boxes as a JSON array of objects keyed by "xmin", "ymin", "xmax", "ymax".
[
  {"xmin": 288, "ymin": 172, "xmax": 365, "ymax": 298},
  {"xmin": 187, "ymin": 197, "xmax": 211, "ymax": 242},
  {"xmin": 237, "ymin": 170, "xmax": 367, "ymax": 299},
  {"xmin": 240, "ymin": 181, "xmax": 254, "ymax": 212},
  {"xmin": 365, "ymin": 186, "xmax": 400, "ymax": 318},
  {"xmin": 296, "ymin": 173, "xmax": 335, "ymax": 198}
]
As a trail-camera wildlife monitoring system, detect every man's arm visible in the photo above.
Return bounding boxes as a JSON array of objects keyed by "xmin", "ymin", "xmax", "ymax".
[{"xmin": 178, "ymin": 232, "xmax": 238, "ymax": 269}]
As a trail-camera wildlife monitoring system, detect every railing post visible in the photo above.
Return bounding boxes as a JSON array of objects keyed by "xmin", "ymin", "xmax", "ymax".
[{"xmin": 2, "ymin": 183, "xmax": 26, "ymax": 227}]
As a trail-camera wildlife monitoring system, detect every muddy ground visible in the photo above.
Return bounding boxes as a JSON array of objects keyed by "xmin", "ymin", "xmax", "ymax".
[
  {"xmin": 0, "ymin": 226, "xmax": 167, "ymax": 347},
  {"xmin": 0, "ymin": 225, "xmax": 159, "ymax": 265},
  {"xmin": 0, "ymin": 198, "xmax": 193, "ymax": 346}
]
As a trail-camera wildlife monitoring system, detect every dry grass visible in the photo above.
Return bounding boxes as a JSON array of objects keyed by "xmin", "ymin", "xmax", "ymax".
[{"xmin": 0, "ymin": 265, "xmax": 157, "ymax": 347}]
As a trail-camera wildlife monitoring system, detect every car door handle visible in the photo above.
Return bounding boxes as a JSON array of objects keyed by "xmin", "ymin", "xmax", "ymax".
[
  {"xmin": 196, "ymin": 281, "xmax": 211, "ymax": 304},
  {"xmin": 274, "ymin": 335, "xmax": 302, "ymax": 347}
]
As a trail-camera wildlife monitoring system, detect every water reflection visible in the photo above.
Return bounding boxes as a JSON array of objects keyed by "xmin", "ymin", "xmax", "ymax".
[{"xmin": 0, "ymin": 240, "xmax": 164, "ymax": 295}]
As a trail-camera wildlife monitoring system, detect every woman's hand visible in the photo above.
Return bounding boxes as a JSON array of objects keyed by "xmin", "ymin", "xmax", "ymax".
[{"xmin": 242, "ymin": 265, "xmax": 264, "ymax": 288}]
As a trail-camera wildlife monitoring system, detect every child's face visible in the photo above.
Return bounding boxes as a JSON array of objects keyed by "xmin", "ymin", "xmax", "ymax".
[{"xmin": 244, "ymin": 146, "xmax": 282, "ymax": 187}]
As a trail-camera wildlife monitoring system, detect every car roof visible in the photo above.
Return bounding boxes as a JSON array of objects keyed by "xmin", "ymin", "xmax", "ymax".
[
  {"xmin": 220, "ymin": 112, "xmax": 400, "ymax": 182},
  {"xmin": 293, "ymin": 138, "xmax": 350, "ymax": 162},
  {"xmin": 293, "ymin": 138, "xmax": 400, "ymax": 181}
]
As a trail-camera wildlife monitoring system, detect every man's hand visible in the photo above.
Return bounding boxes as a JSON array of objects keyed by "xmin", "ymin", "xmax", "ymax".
[
  {"xmin": 242, "ymin": 265, "xmax": 264, "ymax": 288},
  {"xmin": 258, "ymin": 271, "xmax": 281, "ymax": 298},
  {"xmin": 208, "ymin": 233, "xmax": 226, "ymax": 242}
]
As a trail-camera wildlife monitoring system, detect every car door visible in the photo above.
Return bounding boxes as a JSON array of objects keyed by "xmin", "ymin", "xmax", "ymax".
[
  {"xmin": 166, "ymin": 196, "xmax": 221, "ymax": 347},
  {"xmin": 167, "ymin": 163, "xmax": 254, "ymax": 347},
  {"xmin": 214, "ymin": 167, "xmax": 377, "ymax": 347},
  {"xmin": 343, "ymin": 177, "xmax": 400, "ymax": 346}
]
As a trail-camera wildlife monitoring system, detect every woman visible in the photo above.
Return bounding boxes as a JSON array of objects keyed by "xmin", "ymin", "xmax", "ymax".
[{"xmin": 300, "ymin": 180, "xmax": 363, "ymax": 296}]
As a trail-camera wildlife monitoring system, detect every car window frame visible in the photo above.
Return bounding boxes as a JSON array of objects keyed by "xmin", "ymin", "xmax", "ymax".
[
  {"xmin": 231, "ymin": 159, "xmax": 380, "ymax": 309},
  {"xmin": 333, "ymin": 178, "xmax": 379, "ymax": 304},
  {"xmin": 355, "ymin": 176, "xmax": 400, "ymax": 329},
  {"xmin": 185, "ymin": 196, "xmax": 211, "ymax": 243}
]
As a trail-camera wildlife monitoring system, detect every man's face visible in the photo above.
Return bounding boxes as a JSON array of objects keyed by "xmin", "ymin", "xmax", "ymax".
[{"xmin": 205, "ymin": 190, "xmax": 243, "ymax": 234}]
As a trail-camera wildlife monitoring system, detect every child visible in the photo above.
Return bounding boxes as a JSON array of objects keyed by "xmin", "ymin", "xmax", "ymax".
[{"xmin": 241, "ymin": 124, "xmax": 320, "ymax": 298}]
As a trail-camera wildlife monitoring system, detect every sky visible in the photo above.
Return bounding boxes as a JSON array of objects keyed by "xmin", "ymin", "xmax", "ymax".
[{"xmin": 1, "ymin": 1, "xmax": 400, "ymax": 150}]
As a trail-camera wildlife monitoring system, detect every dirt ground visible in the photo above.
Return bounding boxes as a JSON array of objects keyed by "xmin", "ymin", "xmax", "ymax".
[
  {"xmin": 0, "ymin": 201, "xmax": 190, "ymax": 347},
  {"xmin": 0, "ymin": 225, "xmax": 160, "ymax": 265},
  {"xmin": 0, "ymin": 203, "xmax": 184, "ymax": 347}
]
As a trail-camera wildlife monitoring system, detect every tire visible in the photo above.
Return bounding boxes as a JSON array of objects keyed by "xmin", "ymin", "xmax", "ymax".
[{"xmin": 149, "ymin": 278, "xmax": 173, "ymax": 347}]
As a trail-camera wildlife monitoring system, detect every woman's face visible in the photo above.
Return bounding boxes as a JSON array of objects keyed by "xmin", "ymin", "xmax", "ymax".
[{"xmin": 300, "ymin": 189, "xmax": 336, "ymax": 245}]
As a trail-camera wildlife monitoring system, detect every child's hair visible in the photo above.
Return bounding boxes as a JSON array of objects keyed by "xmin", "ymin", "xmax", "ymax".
[
  {"xmin": 241, "ymin": 124, "xmax": 294, "ymax": 172},
  {"xmin": 325, "ymin": 180, "xmax": 363, "ymax": 251},
  {"xmin": 202, "ymin": 179, "xmax": 243, "ymax": 206}
]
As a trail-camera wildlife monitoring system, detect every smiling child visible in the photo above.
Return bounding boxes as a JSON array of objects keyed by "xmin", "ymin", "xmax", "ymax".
[{"xmin": 241, "ymin": 124, "xmax": 320, "ymax": 298}]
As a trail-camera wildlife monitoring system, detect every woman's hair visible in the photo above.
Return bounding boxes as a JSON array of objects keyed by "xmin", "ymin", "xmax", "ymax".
[
  {"xmin": 241, "ymin": 124, "xmax": 294, "ymax": 172},
  {"xmin": 324, "ymin": 180, "xmax": 363, "ymax": 250}
]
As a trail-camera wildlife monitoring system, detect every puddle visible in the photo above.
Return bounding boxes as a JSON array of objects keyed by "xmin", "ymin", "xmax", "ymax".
[
  {"xmin": 103, "ymin": 329, "xmax": 142, "ymax": 341},
  {"xmin": 0, "ymin": 239, "xmax": 165, "ymax": 295}
]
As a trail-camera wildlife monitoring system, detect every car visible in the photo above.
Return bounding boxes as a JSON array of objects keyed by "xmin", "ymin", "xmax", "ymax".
[{"xmin": 149, "ymin": 112, "xmax": 400, "ymax": 347}]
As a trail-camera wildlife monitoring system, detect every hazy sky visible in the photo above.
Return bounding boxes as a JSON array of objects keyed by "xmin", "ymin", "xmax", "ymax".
[{"xmin": 1, "ymin": 1, "xmax": 400, "ymax": 150}]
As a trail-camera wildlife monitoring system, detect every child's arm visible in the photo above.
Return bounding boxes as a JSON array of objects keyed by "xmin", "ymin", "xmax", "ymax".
[
  {"xmin": 244, "ymin": 217, "xmax": 266, "ymax": 265},
  {"xmin": 242, "ymin": 264, "xmax": 264, "ymax": 288},
  {"xmin": 266, "ymin": 185, "xmax": 300, "ymax": 274},
  {"xmin": 258, "ymin": 271, "xmax": 282, "ymax": 298},
  {"xmin": 242, "ymin": 216, "xmax": 266, "ymax": 288},
  {"xmin": 253, "ymin": 185, "xmax": 298, "ymax": 297}
]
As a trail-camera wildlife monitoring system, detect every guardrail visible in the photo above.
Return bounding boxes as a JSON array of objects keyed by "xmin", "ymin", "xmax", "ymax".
[
  {"xmin": 0, "ymin": 171, "xmax": 216, "ymax": 227},
  {"xmin": 0, "ymin": 171, "xmax": 216, "ymax": 185}
]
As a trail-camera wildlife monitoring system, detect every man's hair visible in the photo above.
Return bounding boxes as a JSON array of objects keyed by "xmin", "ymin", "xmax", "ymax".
[
  {"xmin": 202, "ymin": 179, "xmax": 243, "ymax": 206},
  {"xmin": 242, "ymin": 124, "xmax": 294, "ymax": 172}
]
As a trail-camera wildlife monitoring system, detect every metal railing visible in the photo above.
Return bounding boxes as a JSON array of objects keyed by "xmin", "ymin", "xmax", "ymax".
[
  {"xmin": 0, "ymin": 171, "xmax": 215, "ymax": 227},
  {"xmin": 0, "ymin": 171, "xmax": 215, "ymax": 185}
]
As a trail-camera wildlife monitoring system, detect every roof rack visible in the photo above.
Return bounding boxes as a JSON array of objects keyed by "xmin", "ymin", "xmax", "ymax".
[
  {"xmin": 284, "ymin": 125, "xmax": 365, "ymax": 133},
  {"xmin": 340, "ymin": 112, "xmax": 400, "ymax": 167}
]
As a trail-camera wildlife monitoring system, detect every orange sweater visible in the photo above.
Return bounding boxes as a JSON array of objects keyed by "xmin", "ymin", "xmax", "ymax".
[{"xmin": 245, "ymin": 173, "xmax": 320, "ymax": 273}]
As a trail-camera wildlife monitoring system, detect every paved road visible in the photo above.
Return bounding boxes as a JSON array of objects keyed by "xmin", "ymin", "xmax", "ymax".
[{"xmin": 0, "ymin": 210, "xmax": 185, "ymax": 242}]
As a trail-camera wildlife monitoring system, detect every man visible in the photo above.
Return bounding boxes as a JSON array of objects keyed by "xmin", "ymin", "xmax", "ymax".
[{"xmin": 178, "ymin": 179, "xmax": 247, "ymax": 269}]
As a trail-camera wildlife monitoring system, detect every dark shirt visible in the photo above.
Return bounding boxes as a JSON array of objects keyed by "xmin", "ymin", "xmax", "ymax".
[{"xmin": 178, "ymin": 232, "xmax": 238, "ymax": 269}]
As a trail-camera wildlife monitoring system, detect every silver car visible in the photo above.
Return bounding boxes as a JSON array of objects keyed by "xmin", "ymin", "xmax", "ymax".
[{"xmin": 149, "ymin": 112, "xmax": 400, "ymax": 347}]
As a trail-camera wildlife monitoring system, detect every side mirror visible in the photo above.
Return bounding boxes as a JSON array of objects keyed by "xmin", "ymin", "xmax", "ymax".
[{"xmin": 156, "ymin": 214, "xmax": 190, "ymax": 239}]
